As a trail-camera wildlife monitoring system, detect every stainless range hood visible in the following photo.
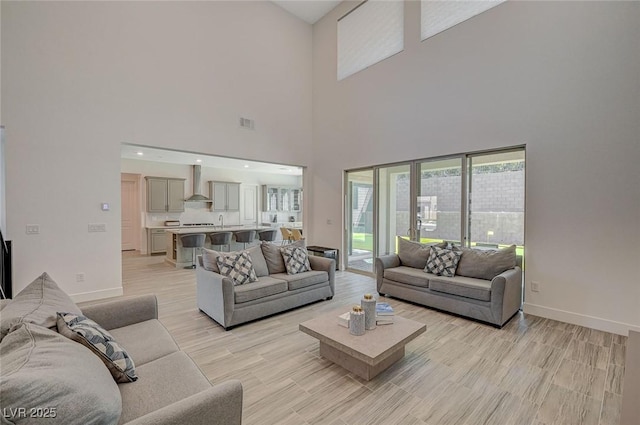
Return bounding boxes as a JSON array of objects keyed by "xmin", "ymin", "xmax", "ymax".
[{"xmin": 185, "ymin": 165, "xmax": 212, "ymax": 202}]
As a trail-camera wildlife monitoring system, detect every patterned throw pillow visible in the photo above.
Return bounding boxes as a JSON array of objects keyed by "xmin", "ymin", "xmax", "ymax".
[
  {"xmin": 280, "ymin": 246, "xmax": 311, "ymax": 275},
  {"xmin": 56, "ymin": 312, "xmax": 138, "ymax": 383},
  {"xmin": 425, "ymin": 246, "xmax": 462, "ymax": 277},
  {"xmin": 216, "ymin": 251, "xmax": 258, "ymax": 285}
]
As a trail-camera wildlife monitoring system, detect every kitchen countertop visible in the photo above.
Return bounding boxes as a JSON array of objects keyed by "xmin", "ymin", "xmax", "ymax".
[{"xmin": 165, "ymin": 225, "xmax": 272, "ymax": 234}]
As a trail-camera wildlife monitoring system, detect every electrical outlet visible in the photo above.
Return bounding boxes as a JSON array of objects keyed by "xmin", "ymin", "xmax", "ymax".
[
  {"xmin": 88, "ymin": 223, "xmax": 106, "ymax": 233},
  {"xmin": 531, "ymin": 281, "xmax": 540, "ymax": 292},
  {"xmin": 26, "ymin": 224, "xmax": 40, "ymax": 235},
  {"xmin": 327, "ymin": 219, "xmax": 333, "ymax": 225},
  {"xmin": 76, "ymin": 273, "xmax": 85, "ymax": 283}
]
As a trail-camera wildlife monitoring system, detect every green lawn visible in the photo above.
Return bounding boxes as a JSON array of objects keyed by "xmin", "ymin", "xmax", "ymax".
[{"xmin": 350, "ymin": 233, "xmax": 524, "ymax": 258}]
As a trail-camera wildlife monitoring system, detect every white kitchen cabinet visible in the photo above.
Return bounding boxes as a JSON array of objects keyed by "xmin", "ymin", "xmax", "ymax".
[
  {"xmin": 145, "ymin": 177, "xmax": 185, "ymax": 213},
  {"xmin": 262, "ymin": 185, "xmax": 302, "ymax": 212},
  {"xmin": 210, "ymin": 181, "xmax": 240, "ymax": 212}
]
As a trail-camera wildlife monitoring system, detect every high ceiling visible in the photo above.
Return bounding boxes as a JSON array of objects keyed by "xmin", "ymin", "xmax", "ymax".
[
  {"xmin": 121, "ymin": 144, "xmax": 303, "ymax": 176},
  {"xmin": 271, "ymin": 0, "xmax": 341, "ymax": 24}
]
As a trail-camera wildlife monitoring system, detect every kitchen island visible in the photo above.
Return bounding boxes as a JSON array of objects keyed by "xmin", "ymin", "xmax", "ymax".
[{"xmin": 165, "ymin": 226, "xmax": 272, "ymax": 268}]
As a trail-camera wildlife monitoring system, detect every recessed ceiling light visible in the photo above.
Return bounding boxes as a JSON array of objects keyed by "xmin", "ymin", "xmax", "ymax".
[
  {"xmin": 196, "ymin": 159, "xmax": 202, "ymax": 163},
  {"xmin": 136, "ymin": 151, "xmax": 144, "ymax": 156},
  {"xmin": 244, "ymin": 164, "xmax": 249, "ymax": 168}
]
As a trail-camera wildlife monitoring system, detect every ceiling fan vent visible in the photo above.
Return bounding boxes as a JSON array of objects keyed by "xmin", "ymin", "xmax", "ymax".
[{"xmin": 239, "ymin": 117, "xmax": 255, "ymax": 130}]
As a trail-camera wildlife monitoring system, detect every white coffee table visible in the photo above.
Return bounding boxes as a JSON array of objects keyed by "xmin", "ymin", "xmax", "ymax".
[{"xmin": 299, "ymin": 309, "xmax": 426, "ymax": 380}]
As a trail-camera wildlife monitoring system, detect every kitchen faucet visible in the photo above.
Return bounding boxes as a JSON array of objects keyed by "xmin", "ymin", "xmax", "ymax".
[{"xmin": 218, "ymin": 214, "xmax": 224, "ymax": 229}]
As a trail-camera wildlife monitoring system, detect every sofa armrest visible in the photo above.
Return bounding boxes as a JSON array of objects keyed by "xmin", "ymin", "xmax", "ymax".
[
  {"xmin": 196, "ymin": 264, "xmax": 236, "ymax": 329},
  {"xmin": 375, "ymin": 255, "xmax": 401, "ymax": 292},
  {"xmin": 490, "ymin": 267, "xmax": 522, "ymax": 325},
  {"xmin": 81, "ymin": 295, "xmax": 158, "ymax": 330},
  {"xmin": 124, "ymin": 379, "xmax": 243, "ymax": 425},
  {"xmin": 308, "ymin": 256, "xmax": 335, "ymax": 296}
]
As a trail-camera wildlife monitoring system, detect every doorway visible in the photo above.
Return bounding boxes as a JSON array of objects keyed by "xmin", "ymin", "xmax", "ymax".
[{"xmin": 121, "ymin": 173, "xmax": 141, "ymax": 251}]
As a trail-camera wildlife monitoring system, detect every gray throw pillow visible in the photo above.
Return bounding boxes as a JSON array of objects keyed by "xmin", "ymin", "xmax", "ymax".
[
  {"xmin": 261, "ymin": 240, "xmax": 305, "ymax": 274},
  {"xmin": 216, "ymin": 251, "xmax": 258, "ymax": 285},
  {"xmin": 280, "ymin": 246, "xmax": 311, "ymax": 275},
  {"xmin": 455, "ymin": 245, "xmax": 517, "ymax": 280},
  {"xmin": 202, "ymin": 245, "xmax": 269, "ymax": 277},
  {"xmin": 0, "ymin": 272, "xmax": 82, "ymax": 341},
  {"xmin": 57, "ymin": 312, "xmax": 138, "ymax": 383},
  {"xmin": 397, "ymin": 237, "xmax": 447, "ymax": 269},
  {"xmin": 0, "ymin": 323, "xmax": 122, "ymax": 425}
]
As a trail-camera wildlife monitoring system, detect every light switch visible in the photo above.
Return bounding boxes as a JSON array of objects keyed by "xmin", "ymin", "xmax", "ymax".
[
  {"xmin": 101, "ymin": 203, "xmax": 110, "ymax": 211},
  {"xmin": 26, "ymin": 224, "xmax": 40, "ymax": 235}
]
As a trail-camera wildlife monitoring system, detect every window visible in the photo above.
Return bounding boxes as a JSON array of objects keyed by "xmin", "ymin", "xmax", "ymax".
[
  {"xmin": 421, "ymin": 0, "xmax": 505, "ymax": 41},
  {"xmin": 338, "ymin": 1, "xmax": 404, "ymax": 81}
]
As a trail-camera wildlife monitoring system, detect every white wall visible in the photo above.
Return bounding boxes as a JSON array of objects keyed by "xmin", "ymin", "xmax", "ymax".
[
  {"xmin": 311, "ymin": 1, "xmax": 640, "ymax": 334},
  {"xmin": 2, "ymin": 1, "xmax": 312, "ymax": 299}
]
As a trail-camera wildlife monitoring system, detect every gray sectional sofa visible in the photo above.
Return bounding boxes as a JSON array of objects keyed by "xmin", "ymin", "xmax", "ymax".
[
  {"xmin": 196, "ymin": 242, "xmax": 335, "ymax": 329},
  {"xmin": 0, "ymin": 273, "xmax": 243, "ymax": 425},
  {"xmin": 376, "ymin": 238, "xmax": 522, "ymax": 327}
]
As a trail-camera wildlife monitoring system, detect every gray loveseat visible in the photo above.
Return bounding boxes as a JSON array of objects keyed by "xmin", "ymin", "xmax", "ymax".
[
  {"xmin": 196, "ymin": 242, "xmax": 335, "ymax": 329},
  {"xmin": 0, "ymin": 273, "xmax": 243, "ymax": 425},
  {"xmin": 376, "ymin": 238, "xmax": 522, "ymax": 327}
]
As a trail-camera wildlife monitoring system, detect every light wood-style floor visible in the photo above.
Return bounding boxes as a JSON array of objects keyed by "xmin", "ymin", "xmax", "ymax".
[{"xmin": 121, "ymin": 251, "xmax": 626, "ymax": 425}]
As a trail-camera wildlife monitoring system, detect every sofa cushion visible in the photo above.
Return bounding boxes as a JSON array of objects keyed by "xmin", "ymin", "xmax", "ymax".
[
  {"xmin": 0, "ymin": 323, "xmax": 122, "ymax": 425},
  {"xmin": 428, "ymin": 275, "xmax": 492, "ymax": 301},
  {"xmin": 261, "ymin": 240, "xmax": 305, "ymax": 274},
  {"xmin": 280, "ymin": 246, "xmax": 311, "ymax": 275},
  {"xmin": 0, "ymin": 272, "xmax": 82, "ymax": 341},
  {"xmin": 201, "ymin": 245, "xmax": 269, "ymax": 277},
  {"xmin": 397, "ymin": 237, "xmax": 447, "ymax": 269},
  {"xmin": 108, "ymin": 320, "xmax": 179, "ymax": 367},
  {"xmin": 118, "ymin": 351, "xmax": 211, "ymax": 424},
  {"xmin": 425, "ymin": 246, "xmax": 462, "ymax": 277},
  {"xmin": 57, "ymin": 312, "xmax": 138, "ymax": 383},
  {"xmin": 234, "ymin": 276, "xmax": 288, "ymax": 304},
  {"xmin": 270, "ymin": 270, "xmax": 328, "ymax": 291},
  {"xmin": 383, "ymin": 266, "xmax": 430, "ymax": 288},
  {"xmin": 456, "ymin": 245, "xmax": 517, "ymax": 280},
  {"xmin": 216, "ymin": 251, "xmax": 258, "ymax": 285}
]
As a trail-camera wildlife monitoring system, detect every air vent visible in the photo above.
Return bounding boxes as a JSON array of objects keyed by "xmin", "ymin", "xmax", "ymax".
[{"xmin": 239, "ymin": 117, "xmax": 255, "ymax": 130}]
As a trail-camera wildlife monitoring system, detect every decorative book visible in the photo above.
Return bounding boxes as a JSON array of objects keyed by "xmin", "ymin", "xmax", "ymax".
[
  {"xmin": 375, "ymin": 302, "xmax": 394, "ymax": 316},
  {"xmin": 337, "ymin": 312, "xmax": 350, "ymax": 328},
  {"xmin": 376, "ymin": 317, "xmax": 394, "ymax": 325}
]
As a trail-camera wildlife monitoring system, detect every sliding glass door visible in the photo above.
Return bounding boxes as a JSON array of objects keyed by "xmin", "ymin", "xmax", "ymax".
[
  {"xmin": 346, "ymin": 170, "xmax": 375, "ymax": 272},
  {"xmin": 416, "ymin": 158, "xmax": 463, "ymax": 245},
  {"xmin": 467, "ymin": 150, "xmax": 525, "ymax": 255},
  {"xmin": 377, "ymin": 164, "xmax": 411, "ymax": 256},
  {"xmin": 344, "ymin": 147, "xmax": 525, "ymax": 275}
]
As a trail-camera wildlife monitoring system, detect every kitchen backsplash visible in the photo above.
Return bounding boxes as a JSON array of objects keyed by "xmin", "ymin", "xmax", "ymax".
[{"xmin": 146, "ymin": 207, "xmax": 241, "ymax": 226}]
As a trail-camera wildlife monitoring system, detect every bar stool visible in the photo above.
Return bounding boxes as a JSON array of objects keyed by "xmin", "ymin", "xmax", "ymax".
[
  {"xmin": 180, "ymin": 234, "xmax": 206, "ymax": 269},
  {"xmin": 280, "ymin": 227, "xmax": 293, "ymax": 245},
  {"xmin": 209, "ymin": 232, "xmax": 233, "ymax": 252},
  {"xmin": 234, "ymin": 230, "xmax": 256, "ymax": 250},
  {"xmin": 257, "ymin": 229, "xmax": 277, "ymax": 242},
  {"xmin": 290, "ymin": 228, "xmax": 304, "ymax": 241}
]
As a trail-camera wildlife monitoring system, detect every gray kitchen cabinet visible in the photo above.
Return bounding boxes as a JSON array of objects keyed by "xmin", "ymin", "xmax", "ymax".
[
  {"xmin": 145, "ymin": 177, "xmax": 185, "ymax": 213},
  {"xmin": 148, "ymin": 228, "xmax": 167, "ymax": 254},
  {"xmin": 210, "ymin": 181, "xmax": 240, "ymax": 211}
]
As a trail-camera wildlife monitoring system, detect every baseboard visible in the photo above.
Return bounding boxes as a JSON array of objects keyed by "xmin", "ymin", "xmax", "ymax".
[
  {"xmin": 523, "ymin": 303, "xmax": 640, "ymax": 336},
  {"xmin": 71, "ymin": 287, "xmax": 124, "ymax": 303}
]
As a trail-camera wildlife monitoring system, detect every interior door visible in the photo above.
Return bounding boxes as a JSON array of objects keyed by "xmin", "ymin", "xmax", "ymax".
[{"xmin": 121, "ymin": 174, "xmax": 140, "ymax": 251}]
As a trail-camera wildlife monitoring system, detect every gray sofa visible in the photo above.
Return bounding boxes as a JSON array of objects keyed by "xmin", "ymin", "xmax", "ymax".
[
  {"xmin": 196, "ymin": 242, "xmax": 335, "ymax": 329},
  {"xmin": 376, "ymin": 239, "xmax": 522, "ymax": 327},
  {"xmin": 0, "ymin": 273, "xmax": 243, "ymax": 425}
]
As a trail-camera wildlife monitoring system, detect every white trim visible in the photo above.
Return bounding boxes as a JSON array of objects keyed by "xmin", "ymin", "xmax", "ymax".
[
  {"xmin": 523, "ymin": 302, "xmax": 640, "ymax": 336},
  {"xmin": 70, "ymin": 287, "xmax": 123, "ymax": 303}
]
